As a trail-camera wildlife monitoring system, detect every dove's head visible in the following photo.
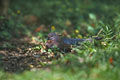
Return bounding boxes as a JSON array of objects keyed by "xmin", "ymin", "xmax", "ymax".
[
  {"xmin": 46, "ymin": 33, "xmax": 60, "ymax": 48},
  {"xmin": 47, "ymin": 33, "xmax": 60, "ymax": 41}
]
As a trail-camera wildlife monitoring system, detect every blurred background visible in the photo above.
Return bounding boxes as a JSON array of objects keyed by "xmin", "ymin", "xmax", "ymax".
[{"xmin": 0, "ymin": 0, "xmax": 120, "ymax": 39}]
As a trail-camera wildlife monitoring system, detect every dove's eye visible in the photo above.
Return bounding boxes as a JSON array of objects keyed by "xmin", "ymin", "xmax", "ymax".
[{"xmin": 51, "ymin": 35, "xmax": 53, "ymax": 37}]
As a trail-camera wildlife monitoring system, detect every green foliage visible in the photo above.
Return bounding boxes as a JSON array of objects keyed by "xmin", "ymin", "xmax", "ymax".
[{"xmin": 0, "ymin": 12, "xmax": 27, "ymax": 40}]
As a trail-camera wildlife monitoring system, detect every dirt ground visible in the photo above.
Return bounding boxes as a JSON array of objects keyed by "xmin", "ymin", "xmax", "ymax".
[{"xmin": 0, "ymin": 36, "xmax": 58, "ymax": 73}]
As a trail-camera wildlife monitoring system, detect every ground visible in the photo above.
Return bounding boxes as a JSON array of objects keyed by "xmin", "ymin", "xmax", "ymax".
[{"xmin": 0, "ymin": 36, "xmax": 58, "ymax": 73}]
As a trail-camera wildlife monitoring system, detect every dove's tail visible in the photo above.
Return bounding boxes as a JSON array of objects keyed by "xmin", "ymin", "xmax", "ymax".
[{"xmin": 63, "ymin": 37, "xmax": 102, "ymax": 45}]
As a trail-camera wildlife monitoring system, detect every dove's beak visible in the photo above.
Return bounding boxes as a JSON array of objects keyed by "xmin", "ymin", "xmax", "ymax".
[{"xmin": 47, "ymin": 37, "xmax": 50, "ymax": 40}]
